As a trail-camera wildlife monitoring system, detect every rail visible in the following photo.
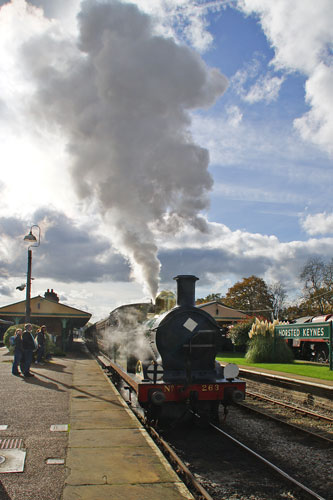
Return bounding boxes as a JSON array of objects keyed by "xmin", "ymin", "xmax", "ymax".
[
  {"xmin": 246, "ymin": 390, "xmax": 333, "ymax": 423},
  {"xmin": 208, "ymin": 421, "xmax": 326, "ymax": 500}
]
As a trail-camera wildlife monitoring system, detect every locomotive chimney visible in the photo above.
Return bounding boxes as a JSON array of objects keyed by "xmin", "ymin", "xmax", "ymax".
[{"xmin": 173, "ymin": 275, "xmax": 199, "ymax": 307}]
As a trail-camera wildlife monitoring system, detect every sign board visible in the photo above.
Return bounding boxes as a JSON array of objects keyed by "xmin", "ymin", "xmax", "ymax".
[{"xmin": 274, "ymin": 322, "xmax": 330, "ymax": 340}]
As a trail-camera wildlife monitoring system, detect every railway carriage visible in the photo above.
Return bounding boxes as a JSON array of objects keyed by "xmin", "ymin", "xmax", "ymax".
[{"xmin": 288, "ymin": 314, "xmax": 331, "ymax": 363}]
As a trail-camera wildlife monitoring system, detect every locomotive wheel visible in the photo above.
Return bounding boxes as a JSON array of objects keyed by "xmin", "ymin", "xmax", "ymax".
[{"xmin": 316, "ymin": 348, "xmax": 328, "ymax": 363}]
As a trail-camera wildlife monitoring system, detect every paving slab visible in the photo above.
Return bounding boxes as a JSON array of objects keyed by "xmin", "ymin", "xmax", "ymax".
[
  {"xmin": 65, "ymin": 445, "xmax": 181, "ymax": 485},
  {"xmin": 68, "ymin": 428, "xmax": 148, "ymax": 448},
  {"xmin": 63, "ymin": 482, "xmax": 194, "ymax": 500},
  {"xmin": 70, "ymin": 411, "xmax": 140, "ymax": 429},
  {"xmin": 70, "ymin": 399, "xmax": 124, "ymax": 411}
]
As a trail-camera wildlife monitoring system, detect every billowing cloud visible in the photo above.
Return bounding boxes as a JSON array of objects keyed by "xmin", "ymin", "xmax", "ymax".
[
  {"xmin": 238, "ymin": 0, "xmax": 333, "ymax": 155},
  {"xmin": 0, "ymin": 209, "xmax": 131, "ymax": 283},
  {"xmin": 301, "ymin": 212, "xmax": 333, "ymax": 236},
  {"xmin": 20, "ymin": 0, "xmax": 227, "ymax": 298},
  {"xmin": 156, "ymin": 219, "xmax": 333, "ymax": 294}
]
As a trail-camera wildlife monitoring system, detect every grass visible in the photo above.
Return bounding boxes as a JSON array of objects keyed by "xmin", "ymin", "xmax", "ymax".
[{"xmin": 217, "ymin": 352, "xmax": 333, "ymax": 381}]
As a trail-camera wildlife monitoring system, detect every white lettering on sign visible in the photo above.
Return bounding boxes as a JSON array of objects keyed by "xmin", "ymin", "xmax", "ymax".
[
  {"xmin": 183, "ymin": 318, "xmax": 198, "ymax": 332},
  {"xmin": 276, "ymin": 328, "xmax": 301, "ymax": 337},
  {"xmin": 302, "ymin": 327, "xmax": 325, "ymax": 337},
  {"xmin": 276, "ymin": 324, "xmax": 328, "ymax": 339}
]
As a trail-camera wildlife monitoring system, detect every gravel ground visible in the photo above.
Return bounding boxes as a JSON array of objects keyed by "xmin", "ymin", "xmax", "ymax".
[
  {"xmin": 243, "ymin": 380, "xmax": 333, "ymax": 442},
  {"xmin": 245, "ymin": 379, "xmax": 333, "ymax": 417},
  {"xmin": 0, "ymin": 344, "xmax": 83, "ymax": 500}
]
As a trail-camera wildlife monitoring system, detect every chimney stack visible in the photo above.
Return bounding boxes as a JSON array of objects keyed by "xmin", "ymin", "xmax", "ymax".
[{"xmin": 173, "ymin": 275, "xmax": 199, "ymax": 307}]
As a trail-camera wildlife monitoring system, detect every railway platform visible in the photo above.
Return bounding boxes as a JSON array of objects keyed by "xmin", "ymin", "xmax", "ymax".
[
  {"xmin": 240, "ymin": 363, "xmax": 332, "ymax": 384},
  {"xmin": 0, "ymin": 341, "xmax": 194, "ymax": 500},
  {"xmin": 230, "ymin": 364, "xmax": 332, "ymax": 400}
]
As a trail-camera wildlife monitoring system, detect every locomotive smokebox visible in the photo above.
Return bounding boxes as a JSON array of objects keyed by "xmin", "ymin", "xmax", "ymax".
[{"xmin": 173, "ymin": 275, "xmax": 199, "ymax": 307}]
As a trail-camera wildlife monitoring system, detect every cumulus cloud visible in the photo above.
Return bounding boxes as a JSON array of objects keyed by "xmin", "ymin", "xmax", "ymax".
[
  {"xmin": 156, "ymin": 219, "xmax": 333, "ymax": 294},
  {"xmin": 238, "ymin": 0, "xmax": 333, "ymax": 155},
  {"xmin": 301, "ymin": 212, "xmax": 333, "ymax": 236},
  {"xmin": 0, "ymin": 209, "xmax": 131, "ymax": 283},
  {"xmin": 19, "ymin": 0, "xmax": 227, "ymax": 299}
]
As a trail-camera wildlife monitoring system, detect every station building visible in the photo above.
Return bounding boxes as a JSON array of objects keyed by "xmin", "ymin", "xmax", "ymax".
[
  {"xmin": 0, "ymin": 289, "xmax": 91, "ymax": 350},
  {"xmin": 197, "ymin": 300, "xmax": 248, "ymax": 327}
]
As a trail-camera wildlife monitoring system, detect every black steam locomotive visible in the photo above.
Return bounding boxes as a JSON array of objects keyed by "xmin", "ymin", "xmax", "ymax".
[{"xmin": 85, "ymin": 275, "xmax": 245, "ymax": 424}]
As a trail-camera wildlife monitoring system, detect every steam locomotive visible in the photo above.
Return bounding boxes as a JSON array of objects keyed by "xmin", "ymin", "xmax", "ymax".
[{"xmin": 85, "ymin": 275, "xmax": 246, "ymax": 425}]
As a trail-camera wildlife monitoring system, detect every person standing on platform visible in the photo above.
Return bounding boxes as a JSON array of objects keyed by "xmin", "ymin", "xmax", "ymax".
[
  {"xmin": 35, "ymin": 325, "xmax": 47, "ymax": 365},
  {"xmin": 22, "ymin": 323, "xmax": 36, "ymax": 377},
  {"xmin": 11, "ymin": 328, "xmax": 23, "ymax": 376}
]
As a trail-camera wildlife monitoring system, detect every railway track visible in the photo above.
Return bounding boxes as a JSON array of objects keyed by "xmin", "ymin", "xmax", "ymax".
[
  {"xmin": 240, "ymin": 391, "xmax": 333, "ymax": 444},
  {"xmin": 207, "ymin": 421, "xmax": 327, "ymax": 500},
  {"xmin": 161, "ymin": 410, "xmax": 332, "ymax": 500},
  {"xmin": 246, "ymin": 390, "xmax": 333, "ymax": 423}
]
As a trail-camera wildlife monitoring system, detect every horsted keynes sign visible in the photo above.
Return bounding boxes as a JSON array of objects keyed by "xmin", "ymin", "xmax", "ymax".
[
  {"xmin": 274, "ymin": 322, "xmax": 330, "ymax": 340},
  {"xmin": 274, "ymin": 322, "xmax": 332, "ymax": 370}
]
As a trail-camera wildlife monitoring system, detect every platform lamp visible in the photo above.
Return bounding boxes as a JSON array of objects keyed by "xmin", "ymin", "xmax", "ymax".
[{"xmin": 23, "ymin": 225, "xmax": 41, "ymax": 323}]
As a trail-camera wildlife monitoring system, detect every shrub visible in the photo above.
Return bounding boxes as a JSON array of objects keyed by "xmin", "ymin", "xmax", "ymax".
[
  {"xmin": 228, "ymin": 318, "xmax": 255, "ymax": 351},
  {"xmin": 246, "ymin": 318, "xmax": 294, "ymax": 363}
]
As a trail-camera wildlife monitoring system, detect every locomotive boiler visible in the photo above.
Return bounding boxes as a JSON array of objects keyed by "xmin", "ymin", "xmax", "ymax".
[{"xmin": 85, "ymin": 275, "xmax": 246, "ymax": 425}]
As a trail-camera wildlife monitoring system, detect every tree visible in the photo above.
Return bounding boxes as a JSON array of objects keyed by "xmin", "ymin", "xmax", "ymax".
[
  {"xmin": 196, "ymin": 293, "xmax": 222, "ymax": 304},
  {"xmin": 269, "ymin": 281, "xmax": 287, "ymax": 320},
  {"xmin": 299, "ymin": 258, "xmax": 333, "ymax": 314},
  {"xmin": 223, "ymin": 276, "xmax": 274, "ymax": 320}
]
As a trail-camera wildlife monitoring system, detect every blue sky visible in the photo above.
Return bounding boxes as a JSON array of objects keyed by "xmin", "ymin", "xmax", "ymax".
[
  {"xmin": 196, "ymin": 4, "xmax": 331, "ymax": 242},
  {"xmin": 0, "ymin": 0, "xmax": 332, "ymax": 320}
]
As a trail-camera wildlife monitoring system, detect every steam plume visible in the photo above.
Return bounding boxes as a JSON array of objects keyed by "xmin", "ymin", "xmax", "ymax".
[{"xmin": 27, "ymin": 0, "xmax": 227, "ymax": 297}]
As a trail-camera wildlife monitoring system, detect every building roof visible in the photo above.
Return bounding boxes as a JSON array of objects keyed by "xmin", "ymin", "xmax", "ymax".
[
  {"xmin": 0, "ymin": 295, "xmax": 91, "ymax": 327},
  {"xmin": 197, "ymin": 300, "xmax": 248, "ymax": 322}
]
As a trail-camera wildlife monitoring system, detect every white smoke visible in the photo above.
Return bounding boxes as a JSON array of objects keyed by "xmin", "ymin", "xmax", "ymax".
[
  {"xmin": 100, "ymin": 305, "xmax": 154, "ymax": 367},
  {"xmin": 23, "ymin": 0, "xmax": 227, "ymax": 298}
]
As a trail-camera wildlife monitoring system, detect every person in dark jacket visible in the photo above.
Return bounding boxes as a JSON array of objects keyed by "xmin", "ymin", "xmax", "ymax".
[
  {"xmin": 11, "ymin": 328, "xmax": 23, "ymax": 376},
  {"xmin": 35, "ymin": 325, "xmax": 47, "ymax": 364},
  {"xmin": 22, "ymin": 323, "xmax": 35, "ymax": 377}
]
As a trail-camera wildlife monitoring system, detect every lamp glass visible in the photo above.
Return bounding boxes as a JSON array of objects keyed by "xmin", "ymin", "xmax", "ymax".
[{"xmin": 24, "ymin": 232, "xmax": 37, "ymax": 242}]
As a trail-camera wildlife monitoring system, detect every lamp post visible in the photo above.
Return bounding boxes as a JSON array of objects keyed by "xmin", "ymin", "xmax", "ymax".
[{"xmin": 23, "ymin": 225, "xmax": 41, "ymax": 323}]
